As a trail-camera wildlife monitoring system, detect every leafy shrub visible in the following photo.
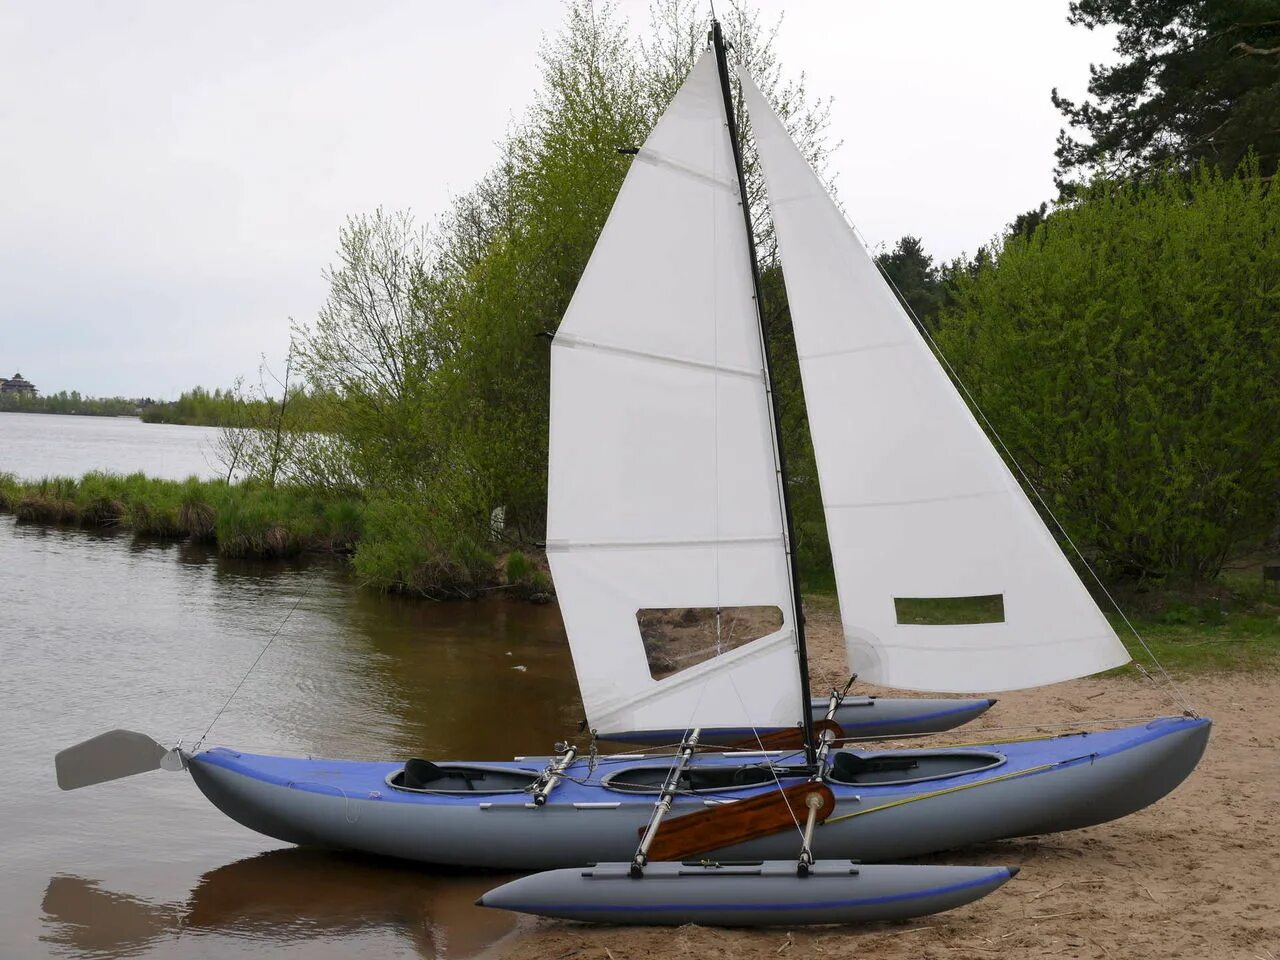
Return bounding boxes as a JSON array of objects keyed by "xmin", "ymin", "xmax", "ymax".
[{"xmin": 938, "ymin": 164, "xmax": 1280, "ymax": 582}]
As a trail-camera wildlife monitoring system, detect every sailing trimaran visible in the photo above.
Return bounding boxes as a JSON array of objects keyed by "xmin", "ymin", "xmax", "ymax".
[{"xmin": 56, "ymin": 22, "xmax": 1210, "ymax": 927}]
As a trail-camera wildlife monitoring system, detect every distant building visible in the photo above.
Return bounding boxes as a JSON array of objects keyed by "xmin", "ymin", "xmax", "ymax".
[{"xmin": 0, "ymin": 372, "xmax": 38, "ymax": 397}]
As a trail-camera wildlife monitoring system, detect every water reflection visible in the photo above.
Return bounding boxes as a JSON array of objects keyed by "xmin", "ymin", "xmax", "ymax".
[
  {"xmin": 41, "ymin": 875, "xmax": 174, "ymax": 959},
  {"xmin": 201, "ymin": 550, "xmax": 322, "ymax": 581},
  {"xmin": 338, "ymin": 590, "xmax": 583, "ymax": 759},
  {"xmin": 41, "ymin": 850, "xmax": 519, "ymax": 959},
  {"xmin": 2, "ymin": 516, "xmax": 577, "ymax": 958}
]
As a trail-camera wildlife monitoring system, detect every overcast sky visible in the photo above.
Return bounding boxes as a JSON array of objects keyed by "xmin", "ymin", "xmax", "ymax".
[{"xmin": 1, "ymin": 1, "xmax": 1116, "ymax": 398}]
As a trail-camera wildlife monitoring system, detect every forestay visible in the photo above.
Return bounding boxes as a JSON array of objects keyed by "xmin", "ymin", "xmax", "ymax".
[
  {"xmin": 546, "ymin": 51, "xmax": 802, "ymax": 735},
  {"xmin": 738, "ymin": 69, "xmax": 1130, "ymax": 693}
]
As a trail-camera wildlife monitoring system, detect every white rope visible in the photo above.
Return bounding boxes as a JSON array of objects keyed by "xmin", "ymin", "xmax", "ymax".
[{"xmin": 851, "ymin": 221, "xmax": 1196, "ymax": 718}]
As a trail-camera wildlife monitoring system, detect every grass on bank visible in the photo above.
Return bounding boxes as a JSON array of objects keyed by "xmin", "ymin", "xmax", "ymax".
[
  {"xmin": 0, "ymin": 471, "xmax": 549, "ymax": 598},
  {"xmin": 0, "ymin": 471, "xmax": 363, "ymax": 558},
  {"xmin": 1105, "ymin": 569, "xmax": 1280, "ymax": 673}
]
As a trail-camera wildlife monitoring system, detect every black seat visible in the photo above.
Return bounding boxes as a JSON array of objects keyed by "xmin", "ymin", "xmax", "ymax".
[
  {"xmin": 830, "ymin": 751, "xmax": 920, "ymax": 782},
  {"xmin": 685, "ymin": 766, "xmax": 773, "ymax": 791},
  {"xmin": 402, "ymin": 758, "xmax": 446, "ymax": 789}
]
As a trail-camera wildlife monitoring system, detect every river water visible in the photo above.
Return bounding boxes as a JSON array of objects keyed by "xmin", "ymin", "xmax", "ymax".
[
  {"xmin": 0, "ymin": 412, "xmax": 222, "ymax": 481},
  {"xmin": 0, "ymin": 416, "xmax": 583, "ymax": 959}
]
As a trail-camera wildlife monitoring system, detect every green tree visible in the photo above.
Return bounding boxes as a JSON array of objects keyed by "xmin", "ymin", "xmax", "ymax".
[
  {"xmin": 758, "ymin": 263, "xmax": 829, "ymax": 581},
  {"xmin": 426, "ymin": 0, "xmax": 836, "ymax": 552},
  {"xmin": 1008, "ymin": 202, "xmax": 1050, "ymax": 240},
  {"xmin": 283, "ymin": 1, "xmax": 837, "ymax": 594},
  {"xmin": 0, "ymin": 390, "xmax": 139, "ymax": 417},
  {"xmin": 1053, "ymin": 1, "xmax": 1280, "ymax": 187},
  {"xmin": 291, "ymin": 208, "xmax": 439, "ymax": 492},
  {"xmin": 937, "ymin": 164, "xmax": 1280, "ymax": 582},
  {"xmin": 876, "ymin": 235, "xmax": 943, "ymax": 332},
  {"xmin": 446, "ymin": 0, "xmax": 648, "ymax": 539}
]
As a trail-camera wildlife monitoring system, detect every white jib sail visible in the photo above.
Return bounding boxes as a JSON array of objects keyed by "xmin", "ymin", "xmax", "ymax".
[
  {"xmin": 738, "ymin": 68, "xmax": 1130, "ymax": 693},
  {"xmin": 546, "ymin": 50, "xmax": 804, "ymax": 735}
]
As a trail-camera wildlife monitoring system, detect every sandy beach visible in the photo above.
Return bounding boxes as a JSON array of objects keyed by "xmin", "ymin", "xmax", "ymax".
[{"xmin": 493, "ymin": 606, "xmax": 1279, "ymax": 960}]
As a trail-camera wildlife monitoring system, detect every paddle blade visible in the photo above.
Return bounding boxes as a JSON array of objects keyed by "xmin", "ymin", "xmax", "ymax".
[
  {"xmin": 55, "ymin": 730, "xmax": 171, "ymax": 790},
  {"xmin": 647, "ymin": 782, "xmax": 835, "ymax": 861}
]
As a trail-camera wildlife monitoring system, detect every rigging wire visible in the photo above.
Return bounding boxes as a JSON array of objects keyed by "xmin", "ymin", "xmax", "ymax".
[
  {"xmin": 193, "ymin": 578, "xmax": 315, "ymax": 751},
  {"xmin": 851, "ymin": 221, "xmax": 1197, "ymax": 718},
  {"xmin": 727, "ymin": 672, "xmax": 806, "ymax": 841},
  {"xmin": 711, "ymin": 31, "xmax": 723, "ymax": 659},
  {"xmin": 653, "ymin": 679, "xmax": 712, "ymax": 796}
]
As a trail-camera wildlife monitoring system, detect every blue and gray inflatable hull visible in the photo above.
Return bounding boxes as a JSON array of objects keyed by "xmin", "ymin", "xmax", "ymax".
[
  {"xmin": 187, "ymin": 716, "xmax": 1210, "ymax": 870},
  {"xmin": 477, "ymin": 861, "xmax": 1018, "ymax": 926}
]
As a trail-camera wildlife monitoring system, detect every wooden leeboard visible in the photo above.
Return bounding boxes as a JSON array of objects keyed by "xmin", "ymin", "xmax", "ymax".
[
  {"xmin": 646, "ymin": 782, "xmax": 836, "ymax": 862},
  {"xmin": 729, "ymin": 719, "xmax": 843, "ymax": 751}
]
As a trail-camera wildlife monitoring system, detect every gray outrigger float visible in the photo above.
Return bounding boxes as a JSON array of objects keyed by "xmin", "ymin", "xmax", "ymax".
[
  {"xmin": 601, "ymin": 694, "xmax": 997, "ymax": 747},
  {"xmin": 477, "ymin": 861, "xmax": 1019, "ymax": 927}
]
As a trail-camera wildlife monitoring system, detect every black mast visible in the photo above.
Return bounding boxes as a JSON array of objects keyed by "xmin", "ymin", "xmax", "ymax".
[{"xmin": 710, "ymin": 20, "xmax": 817, "ymax": 767}]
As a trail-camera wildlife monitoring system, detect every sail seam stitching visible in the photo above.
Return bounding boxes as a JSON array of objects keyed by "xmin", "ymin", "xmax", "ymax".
[
  {"xmin": 798, "ymin": 339, "xmax": 912, "ymax": 361},
  {"xmin": 766, "ymin": 192, "xmax": 818, "ymax": 206},
  {"xmin": 868, "ymin": 631, "xmax": 1124, "ymax": 651},
  {"xmin": 547, "ymin": 535, "xmax": 783, "ymax": 552},
  {"xmin": 826, "ymin": 490, "xmax": 1003, "ymax": 510},
  {"xmin": 554, "ymin": 334, "xmax": 763, "ymax": 382}
]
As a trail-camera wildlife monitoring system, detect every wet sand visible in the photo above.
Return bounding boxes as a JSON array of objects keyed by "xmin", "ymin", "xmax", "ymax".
[{"xmin": 493, "ymin": 606, "xmax": 1279, "ymax": 960}]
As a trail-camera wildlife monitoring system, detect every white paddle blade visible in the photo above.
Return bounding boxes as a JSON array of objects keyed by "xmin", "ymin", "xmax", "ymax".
[{"xmin": 55, "ymin": 729, "xmax": 171, "ymax": 790}]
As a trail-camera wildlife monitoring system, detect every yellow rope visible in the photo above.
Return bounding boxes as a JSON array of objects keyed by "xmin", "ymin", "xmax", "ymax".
[
  {"xmin": 892, "ymin": 730, "xmax": 1092, "ymax": 750},
  {"xmin": 823, "ymin": 759, "xmax": 1071, "ymax": 825}
]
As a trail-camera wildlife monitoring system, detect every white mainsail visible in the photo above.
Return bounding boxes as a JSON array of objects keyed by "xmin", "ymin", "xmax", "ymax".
[
  {"xmin": 738, "ymin": 68, "xmax": 1131, "ymax": 693},
  {"xmin": 546, "ymin": 50, "xmax": 803, "ymax": 735}
]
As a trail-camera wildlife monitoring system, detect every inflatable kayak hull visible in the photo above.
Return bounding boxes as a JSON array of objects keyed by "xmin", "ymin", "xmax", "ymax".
[
  {"xmin": 602, "ymin": 696, "xmax": 998, "ymax": 746},
  {"xmin": 477, "ymin": 861, "xmax": 1018, "ymax": 926},
  {"xmin": 187, "ymin": 716, "xmax": 1210, "ymax": 869}
]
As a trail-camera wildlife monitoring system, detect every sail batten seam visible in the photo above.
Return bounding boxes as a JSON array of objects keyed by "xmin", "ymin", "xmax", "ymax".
[
  {"xmin": 826, "ymin": 490, "xmax": 1004, "ymax": 510},
  {"xmin": 864, "ymin": 631, "xmax": 1122, "ymax": 652},
  {"xmin": 547, "ymin": 534, "xmax": 784, "ymax": 553},
  {"xmin": 554, "ymin": 334, "xmax": 763, "ymax": 382},
  {"xmin": 635, "ymin": 147, "xmax": 740, "ymax": 194},
  {"xmin": 799, "ymin": 340, "xmax": 911, "ymax": 361}
]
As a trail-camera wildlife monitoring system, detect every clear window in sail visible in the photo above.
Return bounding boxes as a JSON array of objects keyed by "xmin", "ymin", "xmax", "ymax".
[
  {"xmin": 894, "ymin": 595, "xmax": 1005, "ymax": 625},
  {"xmin": 637, "ymin": 606, "xmax": 783, "ymax": 681}
]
